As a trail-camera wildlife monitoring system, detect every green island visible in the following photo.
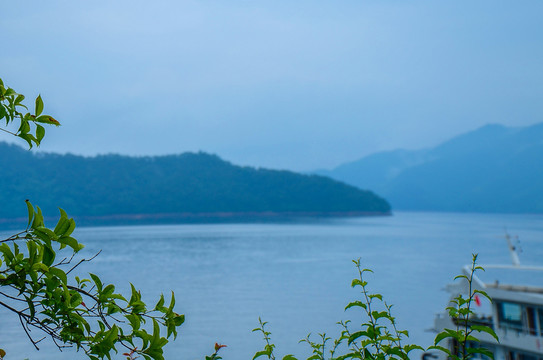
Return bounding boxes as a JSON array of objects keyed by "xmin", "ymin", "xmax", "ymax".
[{"xmin": 0, "ymin": 142, "xmax": 390, "ymax": 226}]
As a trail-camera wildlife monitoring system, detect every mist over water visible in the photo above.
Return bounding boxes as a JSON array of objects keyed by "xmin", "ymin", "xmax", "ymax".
[{"xmin": 1, "ymin": 212, "xmax": 542, "ymax": 359}]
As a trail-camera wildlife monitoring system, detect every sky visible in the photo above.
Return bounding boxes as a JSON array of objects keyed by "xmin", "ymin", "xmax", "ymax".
[{"xmin": 1, "ymin": 1, "xmax": 542, "ymax": 171}]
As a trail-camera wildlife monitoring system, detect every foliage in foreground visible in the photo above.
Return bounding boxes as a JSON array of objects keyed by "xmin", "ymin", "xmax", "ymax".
[
  {"xmin": 428, "ymin": 255, "xmax": 499, "ymax": 360},
  {"xmin": 252, "ymin": 255, "xmax": 497, "ymax": 360},
  {"xmin": 0, "ymin": 202, "xmax": 184, "ymax": 360},
  {"xmin": 0, "ymin": 79, "xmax": 184, "ymax": 360},
  {"xmin": 0, "ymin": 77, "xmax": 59, "ymax": 148}
]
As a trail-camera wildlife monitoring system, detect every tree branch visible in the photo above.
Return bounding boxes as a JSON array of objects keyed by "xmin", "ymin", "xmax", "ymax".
[{"xmin": 0, "ymin": 127, "xmax": 17, "ymax": 137}]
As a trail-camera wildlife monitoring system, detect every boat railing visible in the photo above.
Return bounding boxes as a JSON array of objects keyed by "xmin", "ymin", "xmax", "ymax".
[
  {"xmin": 452, "ymin": 315, "xmax": 494, "ymax": 329},
  {"xmin": 498, "ymin": 323, "xmax": 543, "ymax": 338}
]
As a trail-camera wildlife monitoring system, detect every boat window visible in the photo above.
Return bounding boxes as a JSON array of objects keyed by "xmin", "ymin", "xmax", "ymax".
[
  {"xmin": 506, "ymin": 350, "xmax": 540, "ymax": 360},
  {"xmin": 506, "ymin": 351, "xmax": 514, "ymax": 360},
  {"xmin": 498, "ymin": 302, "xmax": 523, "ymax": 331},
  {"xmin": 538, "ymin": 308, "xmax": 543, "ymax": 336},
  {"xmin": 520, "ymin": 355, "xmax": 538, "ymax": 360},
  {"xmin": 526, "ymin": 307, "xmax": 536, "ymax": 335}
]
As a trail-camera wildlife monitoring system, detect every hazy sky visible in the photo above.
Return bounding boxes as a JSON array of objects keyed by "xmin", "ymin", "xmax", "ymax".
[{"xmin": 1, "ymin": 1, "xmax": 542, "ymax": 171}]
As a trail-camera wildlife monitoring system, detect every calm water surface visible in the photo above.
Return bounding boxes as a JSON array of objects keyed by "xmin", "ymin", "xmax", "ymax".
[{"xmin": 1, "ymin": 211, "xmax": 543, "ymax": 359}]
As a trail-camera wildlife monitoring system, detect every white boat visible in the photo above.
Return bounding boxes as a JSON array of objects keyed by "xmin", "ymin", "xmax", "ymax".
[{"xmin": 427, "ymin": 234, "xmax": 543, "ymax": 360}]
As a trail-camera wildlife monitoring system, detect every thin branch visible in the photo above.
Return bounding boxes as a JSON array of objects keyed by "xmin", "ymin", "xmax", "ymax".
[
  {"xmin": 66, "ymin": 284, "xmax": 114, "ymax": 330},
  {"xmin": 66, "ymin": 250, "xmax": 102, "ymax": 275},
  {"xmin": 0, "ymin": 230, "xmax": 28, "ymax": 243},
  {"xmin": 54, "ymin": 254, "xmax": 74, "ymax": 267},
  {"xmin": 34, "ymin": 336, "xmax": 47, "ymax": 345},
  {"xmin": 0, "ymin": 127, "xmax": 17, "ymax": 136},
  {"xmin": 66, "ymin": 285, "xmax": 99, "ymax": 303},
  {"xmin": 19, "ymin": 313, "xmax": 40, "ymax": 350},
  {"xmin": 0, "ymin": 299, "xmax": 25, "ymax": 315},
  {"xmin": 0, "ymin": 291, "xmax": 27, "ymax": 302}
]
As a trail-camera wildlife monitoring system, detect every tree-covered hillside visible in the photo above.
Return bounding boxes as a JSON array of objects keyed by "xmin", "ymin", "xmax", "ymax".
[{"xmin": 0, "ymin": 142, "xmax": 390, "ymax": 223}]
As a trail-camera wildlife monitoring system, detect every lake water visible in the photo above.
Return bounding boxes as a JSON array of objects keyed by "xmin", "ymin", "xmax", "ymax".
[{"xmin": 1, "ymin": 211, "xmax": 543, "ymax": 360}]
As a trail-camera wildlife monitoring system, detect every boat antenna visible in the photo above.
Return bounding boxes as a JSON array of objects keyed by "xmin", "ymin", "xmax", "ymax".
[{"xmin": 504, "ymin": 229, "xmax": 521, "ymax": 266}]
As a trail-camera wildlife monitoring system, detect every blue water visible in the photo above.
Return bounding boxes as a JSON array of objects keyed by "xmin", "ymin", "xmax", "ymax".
[{"xmin": 1, "ymin": 211, "xmax": 543, "ymax": 359}]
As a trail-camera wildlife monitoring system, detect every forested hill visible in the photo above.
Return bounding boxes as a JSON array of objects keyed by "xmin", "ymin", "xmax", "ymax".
[{"xmin": 0, "ymin": 142, "xmax": 390, "ymax": 223}]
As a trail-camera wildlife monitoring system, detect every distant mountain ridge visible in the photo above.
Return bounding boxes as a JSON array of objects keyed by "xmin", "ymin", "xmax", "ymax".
[
  {"xmin": 318, "ymin": 123, "xmax": 543, "ymax": 213},
  {"xmin": 0, "ymin": 142, "xmax": 390, "ymax": 224}
]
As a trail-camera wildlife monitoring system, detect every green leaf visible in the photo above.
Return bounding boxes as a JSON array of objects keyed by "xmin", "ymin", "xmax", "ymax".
[
  {"xmin": 5, "ymin": 88, "xmax": 17, "ymax": 97},
  {"xmin": 252, "ymin": 349, "xmax": 271, "ymax": 360},
  {"xmin": 58, "ymin": 236, "xmax": 84, "ymax": 252},
  {"xmin": 467, "ymin": 347, "xmax": 494, "ymax": 359},
  {"xmin": 105, "ymin": 324, "xmax": 119, "ymax": 344},
  {"xmin": 19, "ymin": 119, "xmax": 31, "ymax": 134},
  {"xmin": 466, "ymin": 334, "xmax": 481, "ymax": 342},
  {"xmin": 428, "ymin": 345, "xmax": 452, "ymax": 358},
  {"xmin": 70, "ymin": 292, "xmax": 83, "ymax": 307},
  {"xmin": 64, "ymin": 218, "xmax": 76, "ymax": 237},
  {"xmin": 126, "ymin": 313, "xmax": 141, "ymax": 331},
  {"xmin": 348, "ymin": 330, "xmax": 368, "ymax": 345},
  {"xmin": 31, "ymin": 262, "xmax": 49, "ymax": 273},
  {"xmin": 25, "ymin": 200, "xmax": 34, "ymax": 228},
  {"xmin": 35, "ymin": 226, "xmax": 57, "ymax": 241},
  {"xmin": 35, "ymin": 95, "xmax": 44, "ymax": 116},
  {"xmin": 384, "ymin": 347, "xmax": 405, "ymax": 359},
  {"xmin": 53, "ymin": 216, "xmax": 69, "ymax": 236},
  {"xmin": 42, "ymin": 245, "xmax": 56, "ymax": 267},
  {"xmin": 155, "ymin": 294, "xmax": 165, "ymax": 311},
  {"xmin": 25, "ymin": 295, "xmax": 36, "ymax": 319},
  {"xmin": 474, "ymin": 289, "xmax": 492, "ymax": 303},
  {"xmin": 49, "ymin": 267, "xmax": 68, "ymax": 285},
  {"xmin": 110, "ymin": 293, "xmax": 127, "ymax": 302},
  {"xmin": 0, "ymin": 243, "xmax": 14, "ymax": 263},
  {"xmin": 14, "ymin": 94, "xmax": 25, "ymax": 104},
  {"xmin": 0, "ymin": 104, "xmax": 7, "ymax": 119},
  {"xmin": 351, "ymin": 279, "xmax": 367, "ymax": 287},
  {"xmin": 18, "ymin": 132, "xmax": 34, "ymax": 148},
  {"xmin": 404, "ymin": 344, "xmax": 424, "ymax": 353},
  {"xmin": 35, "ymin": 114, "xmax": 60, "ymax": 125},
  {"xmin": 434, "ymin": 329, "xmax": 453, "ymax": 345},
  {"xmin": 345, "ymin": 300, "xmax": 367, "ymax": 311},
  {"xmin": 90, "ymin": 273, "xmax": 103, "ymax": 292},
  {"xmin": 36, "ymin": 124, "xmax": 45, "ymax": 143},
  {"xmin": 282, "ymin": 355, "xmax": 298, "ymax": 360},
  {"xmin": 371, "ymin": 310, "xmax": 389, "ymax": 320},
  {"xmin": 168, "ymin": 291, "xmax": 176, "ymax": 312},
  {"xmin": 101, "ymin": 284, "xmax": 116, "ymax": 300},
  {"xmin": 59, "ymin": 207, "xmax": 68, "ymax": 219},
  {"xmin": 470, "ymin": 325, "xmax": 499, "ymax": 342},
  {"xmin": 31, "ymin": 206, "xmax": 44, "ymax": 229}
]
